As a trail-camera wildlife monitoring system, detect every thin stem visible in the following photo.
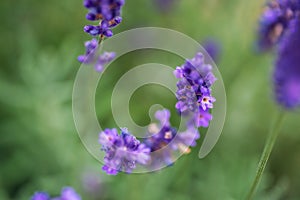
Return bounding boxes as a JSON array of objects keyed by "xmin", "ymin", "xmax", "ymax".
[
  {"xmin": 246, "ymin": 111, "xmax": 285, "ymax": 200},
  {"xmin": 98, "ymin": 34, "xmax": 104, "ymax": 45}
]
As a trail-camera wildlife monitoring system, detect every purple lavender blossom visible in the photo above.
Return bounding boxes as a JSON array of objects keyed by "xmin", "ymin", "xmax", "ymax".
[
  {"xmin": 78, "ymin": 39, "xmax": 98, "ymax": 64},
  {"xmin": 31, "ymin": 192, "xmax": 50, "ymax": 200},
  {"xmin": 274, "ymin": 16, "xmax": 300, "ymax": 109},
  {"xmin": 192, "ymin": 108, "xmax": 213, "ymax": 128},
  {"xmin": 84, "ymin": 25, "xmax": 113, "ymax": 37},
  {"xmin": 171, "ymin": 126, "xmax": 200, "ymax": 151},
  {"xmin": 144, "ymin": 109, "xmax": 200, "ymax": 167},
  {"xmin": 78, "ymin": 40, "xmax": 115, "ymax": 73},
  {"xmin": 94, "ymin": 52, "xmax": 116, "ymax": 72},
  {"xmin": 79, "ymin": 0, "xmax": 124, "ymax": 73},
  {"xmin": 174, "ymin": 52, "xmax": 216, "ymax": 128},
  {"xmin": 154, "ymin": 109, "xmax": 171, "ymax": 127},
  {"xmin": 99, "ymin": 128, "xmax": 150, "ymax": 175},
  {"xmin": 83, "ymin": 0, "xmax": 125, "ymax": 37},
  {"xmin": 257, "ymin": 0, "xmax": 300, "ymax": 51}
]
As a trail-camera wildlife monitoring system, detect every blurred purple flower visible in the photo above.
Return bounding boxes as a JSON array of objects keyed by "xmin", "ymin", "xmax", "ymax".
[
  {"xmin": 257, "ymin": 0, "xmax": 300, "ymax": 51},
  {"xmin": 171, "ymin": 126, "xmax": 200, "ymax": 151},
  {"xmin": 78, "ymin": 39, "xmax": 98, "ymax": 64},
  {"xmin": 274, "ymin": 16, "xmax": 300, "ymax": 109},
  {"xmin": 144, "ymin": 109, "xmax": 200, "ymax": 167},
  {"xmin": 31, "ymin": 187, "xmax": 81, "ymax": 200},
  {"xmin": 203, "ymin": 39, "xmax": 221, "ymax": 63},
  {"xmin": 99, "ymin": 128, "xmax": 151, "ymax": 175},
  {"xmin": 94, "ymin": 52, "xmax": 116, "ymax": 72},
  {"xmin": 82, "ymin": 171, "xmax": 103, "ymax": 198},
  {"xmin": 174, "ymin": 52, "xmax": 216, "ymax": 128},
  {"xmin": 59, "ymin": 187, "xmax": 81, "ymax": 200},
  {"xmin": 153, "ymin": 0, "xmax": 176, "ymax": 13},
  {"xmin": 78, "ymin": 39, "xmax": 116, "ymax": 73},
  {"xmin": 31, "ymin": 192, "xmax": 50, "ymax": 200}
]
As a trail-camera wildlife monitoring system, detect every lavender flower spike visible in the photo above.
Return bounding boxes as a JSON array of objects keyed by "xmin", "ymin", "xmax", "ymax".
[
  {"xmin": 79, "ymin": 0, "xmax": 124, "ymax": 73},
  {"xmin": 274, "ymin": 16, "xmax": 300, "ymax": 109},
  {"xmin": 83, "ymin": 0, "xmax": 125, "ymax": 37},
  {"xmin": 174, "ymin": 52, "xmax": 216, "ymax": 128}
]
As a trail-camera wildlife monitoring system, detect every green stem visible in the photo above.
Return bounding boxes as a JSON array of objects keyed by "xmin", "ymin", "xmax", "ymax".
[
  {"xmin": 246, "ymin": 112, "xmax": 285, "ymax": 200},
  {"xmin": 98, "ymin": 34, "xmax": 104, "ymax": 45}
]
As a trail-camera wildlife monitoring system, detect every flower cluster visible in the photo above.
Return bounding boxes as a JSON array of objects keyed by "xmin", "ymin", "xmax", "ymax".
[
  {"xmin": 99, "ymin": 128, "xmax": 150, "ymax": 175},
  {"xmin": 99, "ymin": 109, "xmax": 200, "ymax": 174},
  {"xmin": 257, "ymin": 0, "xmax": 300, "ymax": 51},
  {"xmin": 174, "ymin": 52, "xmax": 217, "ymax": 128},
  {"xmin": 78, "ymin": 0, "xmax": 125, "ymax": 72},
  {"xmin": 31, "ymin": 187, "xmax": 81, "ymax": 200},
  {"xmin": 83, "ymin": 0, "xmax": 124, "ymax": 37}
]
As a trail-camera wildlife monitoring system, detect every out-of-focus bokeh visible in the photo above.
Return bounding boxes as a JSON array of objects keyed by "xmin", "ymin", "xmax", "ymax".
[{"xmin": 1, "ymin": 0, "xmax": 300, "ymax": 199}]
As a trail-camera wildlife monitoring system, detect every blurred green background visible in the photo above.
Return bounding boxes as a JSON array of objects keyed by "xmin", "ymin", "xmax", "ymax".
[{"xmin": 1, "ymin": 0, "xmax": 300, "ymax": 199}]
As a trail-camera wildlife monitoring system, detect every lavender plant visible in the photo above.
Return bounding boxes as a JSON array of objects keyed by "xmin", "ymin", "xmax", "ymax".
[
  {"xmin": 248, "ymin": 0, "xmax": 300, "ymax": 198},
  {"xmin": 31, "ymin": 187, "xmax": 81, "ymax": 200},
  {"xmin": 174, "ymin": 52, "xmax": 217, "ymax": 128},
  {"xmin": 98, "ymin": 52, "xmax": 216, "ymax": 175},
  {"xmin": 77, "ymin": 0, "xmax": 217, "ymax": 175},
  {"xmin": 78, "ymin": 0, "xmax": 124, "ymax": 72}
]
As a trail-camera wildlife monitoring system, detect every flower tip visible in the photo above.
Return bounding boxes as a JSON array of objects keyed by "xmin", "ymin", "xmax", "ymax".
[
  {"xmin": 115, "ymin": 16, "xmax": 122, "ymax": 24},
  {"xmin": 104, "ymin": 29, "xmax": 113, "ymax": 37},
  {"xmin": 155, "ymin": 109, "xmax": 171, "ymax": 126},
  {"xmin": 86, "ymin": 13, "xmax": 96, "ymax": 21},
  {"xmin": 94, "ymin": 64, "xmax": 103, "ymax": 73},
  {"xmin": 102, "ymin": 165, "xmax": 119, "ymax": 175},
  {"xmin": 174, "ymin": 67, "xmax": 183, "ymax": 78},
  {"xmin": 77, "ymin": 55, "xmax": 85, "ymax": 63}
]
